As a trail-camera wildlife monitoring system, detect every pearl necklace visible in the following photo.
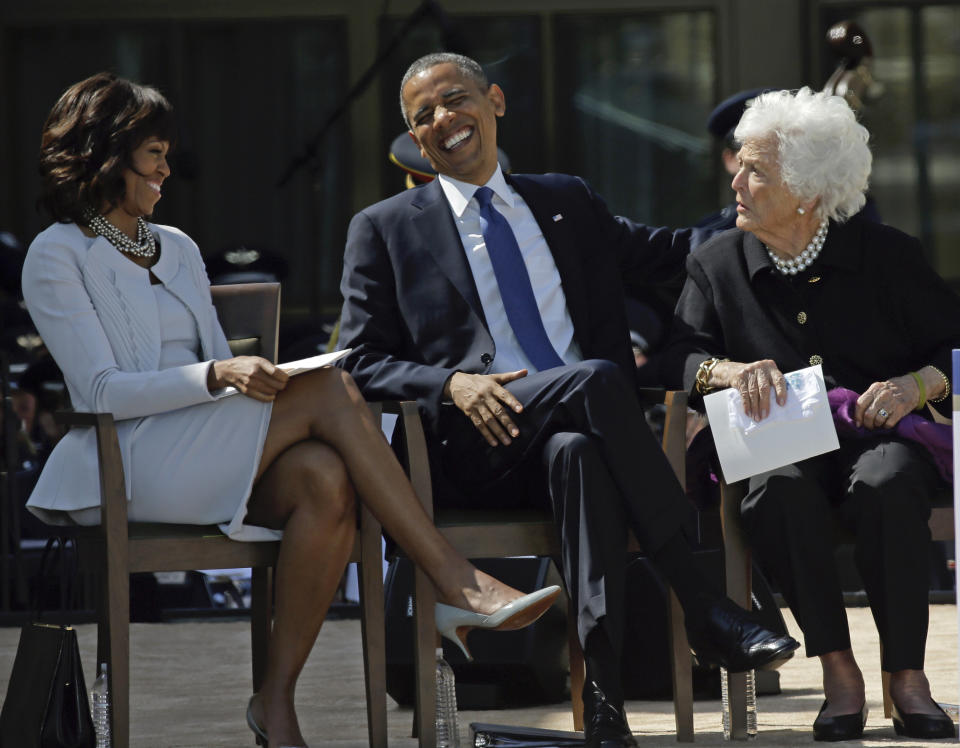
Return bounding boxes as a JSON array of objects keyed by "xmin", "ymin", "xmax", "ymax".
[
  {"xmin": 766, "ymin": 219, "xmax": 828, "ymax": 276},
  {"xmin": 82, "ymin": 209, "xmax": 157, "ymax": 258}
]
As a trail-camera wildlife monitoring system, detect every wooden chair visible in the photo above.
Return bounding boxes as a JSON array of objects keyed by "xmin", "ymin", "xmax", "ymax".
[
  {"xmin": 719, "ymin": 475, "xmax": 954, "ymax": 737},
  {"xmin": 385, "ymin": 389, "xmax": 695, "ymax": 747},
  {"xmin": 54, "ymin": 282, "xmax": 387, "ymax": 748}
]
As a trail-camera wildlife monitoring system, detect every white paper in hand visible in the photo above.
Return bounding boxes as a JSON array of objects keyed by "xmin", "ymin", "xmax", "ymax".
[
  {"xmin": 703, "ymin": 364, "xmax": 839, "ymax": 483},
  {"xmin": 277, "ymin": 349, "xmax": 351, "ymax": 376},
  {"xmin": 219, "ymin": 348, "xmax": 351, "ymax": 397}
]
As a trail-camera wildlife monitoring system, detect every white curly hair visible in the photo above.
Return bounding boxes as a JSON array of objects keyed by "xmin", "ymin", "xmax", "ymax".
[{"xmin": 734, "ymin": 87, "xmax": 872, "ymax": 223}]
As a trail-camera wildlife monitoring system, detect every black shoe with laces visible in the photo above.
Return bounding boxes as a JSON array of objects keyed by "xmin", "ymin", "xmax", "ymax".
[
  {"xmin": 687, "ymin": 598, "xmax": 800, "ymax": 673},
  {"xmin": 583, "ymin": 681, "xmax": 638, "ymax": 748}
]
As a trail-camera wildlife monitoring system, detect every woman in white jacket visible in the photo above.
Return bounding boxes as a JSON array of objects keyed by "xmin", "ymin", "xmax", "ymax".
[{"xmin": 23, "ymin": 72, "xmax": 558, "ymax": 748}]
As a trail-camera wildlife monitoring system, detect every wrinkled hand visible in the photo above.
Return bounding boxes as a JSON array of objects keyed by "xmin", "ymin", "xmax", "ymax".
[
  {"xmin": 208, "ymin": 356, "xmax": 289, "ymax": 402},
  {"xmin": 714, "ymin": 359, "xmax": 788, "ymax": 422},
  {"xmin": 854, "ymin": 375, "xmax": 919, "ymax": 430},
  {"xmin": 445, "ymin": 370, "xmax": 527, "ymax": 446}
]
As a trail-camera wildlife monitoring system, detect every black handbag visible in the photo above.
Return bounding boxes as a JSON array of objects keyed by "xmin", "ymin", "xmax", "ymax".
[{"xmin": 0, "ymin": 539, "xmax": 95, "ymax": 748}]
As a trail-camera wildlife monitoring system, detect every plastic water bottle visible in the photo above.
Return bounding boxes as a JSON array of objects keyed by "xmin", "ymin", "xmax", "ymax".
[
  {"xmin": 745, "ymin": 669, "xmax": 758, "ymax": 737},
  {"xmin": 435, "ymin": 648, "xmax": 460, "ymax": 748},
  {"xmin": 91, "ymin": 662, "xmax": 111, "ymax": 748},
  {"xmin": 720, "ymin": 666, "xmax": 731, "ymax": 739},
  {"xmin": 720, "ymin": 667, "xmax": 757, "ymax": 739}
]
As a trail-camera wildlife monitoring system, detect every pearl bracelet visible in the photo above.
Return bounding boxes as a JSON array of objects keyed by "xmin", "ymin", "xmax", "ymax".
[{"xmin": 928, "ymin": 366, "xmax": 950, "ymax": 404}]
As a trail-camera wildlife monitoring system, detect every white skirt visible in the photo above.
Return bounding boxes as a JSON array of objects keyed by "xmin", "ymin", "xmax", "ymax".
[{"xmin": 67, "ymin": 393, "xmax": 278, "ymax": 541}]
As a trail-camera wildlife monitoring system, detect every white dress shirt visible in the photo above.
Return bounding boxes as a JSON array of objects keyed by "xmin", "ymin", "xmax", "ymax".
[{"xmin": 438, "ymin": 166, "xmax": 582, "ymax": 374}]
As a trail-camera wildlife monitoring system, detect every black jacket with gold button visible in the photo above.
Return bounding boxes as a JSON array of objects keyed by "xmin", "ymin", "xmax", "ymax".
[{"xmin": 663, "ymin": 214, "xmax": 960, "ymax": 420}]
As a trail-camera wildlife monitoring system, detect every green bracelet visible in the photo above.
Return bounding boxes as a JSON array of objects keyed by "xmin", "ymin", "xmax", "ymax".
[{"xmin": 908, "ymin": 370, "xmax": 926, "ymax": 410}]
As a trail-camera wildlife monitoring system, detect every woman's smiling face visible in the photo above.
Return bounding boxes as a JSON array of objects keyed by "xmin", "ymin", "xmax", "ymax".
[{"xmin": 115, "ymin": 136, "xmax": 171, "ymax": 219}]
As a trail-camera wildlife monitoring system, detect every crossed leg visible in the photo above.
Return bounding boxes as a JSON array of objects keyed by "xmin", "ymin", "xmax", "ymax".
[{"xmin": 244, "ymin": 366, "xmax": 537, "ymax": 744}]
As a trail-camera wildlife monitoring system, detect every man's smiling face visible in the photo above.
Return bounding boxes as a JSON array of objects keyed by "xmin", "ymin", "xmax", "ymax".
[{"xmin": 402, "ymin": 62, "xmax": 505, "ymax": 186}]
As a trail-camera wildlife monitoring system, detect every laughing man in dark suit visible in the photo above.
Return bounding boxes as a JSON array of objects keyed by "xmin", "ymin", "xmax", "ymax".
[{"xmin": 339, "ymin": 52, "xmax": 797, "ymax": 746}]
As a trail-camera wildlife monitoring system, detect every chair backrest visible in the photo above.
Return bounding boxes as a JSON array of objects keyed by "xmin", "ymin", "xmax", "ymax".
[{"xmin": 211, "ymin": 282, "xmax": 281, "ymax": 363}]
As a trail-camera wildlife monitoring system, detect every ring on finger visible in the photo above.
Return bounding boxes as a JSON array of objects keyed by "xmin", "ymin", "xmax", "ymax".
[{"xmin": 877, "ymin": 407, "xmax": 889, "ymax": 419}]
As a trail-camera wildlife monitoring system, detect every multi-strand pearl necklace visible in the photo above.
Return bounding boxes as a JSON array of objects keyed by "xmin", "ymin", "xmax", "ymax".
[
  {"xmin": 766, "ymin": 219, "xmax": 828, "ymax": 276},
  {"xmin": 82, "ymin": 209, "xmax": 157, "ymax": 258}
]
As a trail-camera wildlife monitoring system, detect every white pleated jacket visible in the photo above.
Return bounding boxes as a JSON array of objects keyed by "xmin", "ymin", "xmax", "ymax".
[{"xmin": 21, "ymin": 221, "xmax": 234, "ymax": 521}]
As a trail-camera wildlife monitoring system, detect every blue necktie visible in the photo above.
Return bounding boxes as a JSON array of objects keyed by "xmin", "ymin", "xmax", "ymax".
[{"xmin": 474, "ymin": 186, "xmax": 565, "ymax": 371}]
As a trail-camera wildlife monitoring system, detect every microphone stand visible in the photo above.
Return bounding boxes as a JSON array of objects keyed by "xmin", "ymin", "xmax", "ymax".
[{"xmin": 276, "ymin": 0, "xmax": 456, "ymax": 187}]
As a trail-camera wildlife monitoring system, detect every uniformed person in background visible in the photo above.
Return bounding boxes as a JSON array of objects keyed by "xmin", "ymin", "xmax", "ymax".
[
  {"xmin": 695, "ymin": 88, "xmax": 769, "ymax": 233},
  {"xmin": 388, "ymin": 130, "xmax": 512, "ymax": 188}
]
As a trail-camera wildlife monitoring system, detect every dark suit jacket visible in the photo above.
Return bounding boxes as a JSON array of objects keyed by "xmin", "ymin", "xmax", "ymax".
[
  {"xmin": 663, "ymin": 215, "xmax": 960, "ymax": 420},
  {"xmin": 339, "ymin": 172, "xmax": 702, "ymax": 433}
]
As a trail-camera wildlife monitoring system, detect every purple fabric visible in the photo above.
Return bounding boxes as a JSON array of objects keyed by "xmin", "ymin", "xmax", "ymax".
[{"xmin": 828, "ymin": 387, "xmax": 953, "ymax": 481}]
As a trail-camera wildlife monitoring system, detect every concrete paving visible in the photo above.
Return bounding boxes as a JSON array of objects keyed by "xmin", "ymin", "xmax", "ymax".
[{"xmin": 1, "ymin": 605, "xmax": 957, "ymax": 746}]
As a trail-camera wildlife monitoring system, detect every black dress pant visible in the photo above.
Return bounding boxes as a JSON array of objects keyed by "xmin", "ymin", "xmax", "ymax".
[
  {"xmin": 740, "ymin": 437, "xmax": 943, "ymax": 671},
  {"xmin": 438, "ymin": 359, "xmax": 690, "ymax": 652}
]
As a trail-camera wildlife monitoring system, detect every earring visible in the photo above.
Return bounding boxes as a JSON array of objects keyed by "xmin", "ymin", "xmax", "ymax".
[{"xmin": 797, "ymin": 207, "xmax": 806, "ymax": 215}]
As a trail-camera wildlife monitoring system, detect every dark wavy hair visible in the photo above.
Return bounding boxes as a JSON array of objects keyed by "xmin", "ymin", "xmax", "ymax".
[{"xmin": 38, "ymin": 72, "xmax": 176, "ymax": 224}]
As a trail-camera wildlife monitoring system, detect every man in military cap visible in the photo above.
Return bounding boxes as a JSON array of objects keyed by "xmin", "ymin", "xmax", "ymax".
[
  {"xmin": 389, "ymin": 130, "xmax": 511, "ymax": 189},
  {"xmin": 695, "ymin": 88, "xmax": 770, "ymax": 232}
]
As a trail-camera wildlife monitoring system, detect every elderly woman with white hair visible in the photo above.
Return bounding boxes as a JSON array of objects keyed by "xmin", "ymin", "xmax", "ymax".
[{"xmin": 665, "ymin": 87, "xmax": 960, "ymax": 741}]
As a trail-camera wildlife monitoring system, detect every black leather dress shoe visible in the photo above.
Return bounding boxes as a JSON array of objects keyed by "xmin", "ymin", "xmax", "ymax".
[
  {"xmin": 687, "ymin": 598, "xmax": 800, "ymax": 672},
  {"xmin": 891, "ymin": 700, "xmax": 956, "ymax": 739},
  {"xmin": 812, "ymin": 700, "xmax": 868, "ymax": 741},
  {"xmin": 583, "ymin": 682, "xmax": 638, "ymax": 748}
]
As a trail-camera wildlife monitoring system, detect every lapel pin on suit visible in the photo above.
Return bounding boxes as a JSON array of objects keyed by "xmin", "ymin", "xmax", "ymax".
[{"xmin": 552, "ymin": 214, "xmax": 563, "ymax": 222}]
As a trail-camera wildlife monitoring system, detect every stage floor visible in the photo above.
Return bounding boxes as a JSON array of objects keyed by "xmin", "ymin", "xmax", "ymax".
[{"xmin": 0, "ymin": 605, "xmax": 956, "ymax": 746}]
